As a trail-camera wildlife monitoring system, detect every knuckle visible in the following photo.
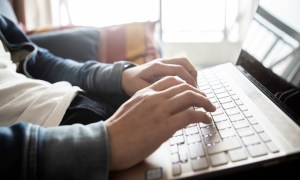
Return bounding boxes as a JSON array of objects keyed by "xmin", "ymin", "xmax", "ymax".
[
  {"xmin": 174, "ymin": 65, "xmax": 184, "ymax": 72},
  {"xmin": 181, "ymin": 57, "xmax": 189, "ymax": 62},
  {"xmin": 140, "ymin": 92, "xmax": 154, "ymax": 101},
  {"xmin": 151, "ymin": 61, "xmax": 163, "ymax": 69},
  {"xmin": 179, "ymin": 83, "xmax": 192, "ymax": 89},
  {"xmin": 166, "ymin": 76, "xmax": 185, "ymax": 84},
  {"xmin": 184, "ymin": 90, "xmax": 196, "ymax": 99}
]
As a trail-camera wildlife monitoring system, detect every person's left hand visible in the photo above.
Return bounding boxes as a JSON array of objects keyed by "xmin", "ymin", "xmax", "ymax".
[{"xmin": 121, "ymin": 57, "xmax": 198, "ymax": 96}]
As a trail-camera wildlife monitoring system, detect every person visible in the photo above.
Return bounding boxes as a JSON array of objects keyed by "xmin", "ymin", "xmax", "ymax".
[{"xmin": 0, "ymin": 14, "xmax": 215, "ymax": 180}]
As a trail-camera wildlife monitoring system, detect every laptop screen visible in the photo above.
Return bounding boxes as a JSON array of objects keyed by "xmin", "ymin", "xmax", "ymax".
[{"xmin": 238, "ymin": 5, "xmax": 300, "ymax": 122}]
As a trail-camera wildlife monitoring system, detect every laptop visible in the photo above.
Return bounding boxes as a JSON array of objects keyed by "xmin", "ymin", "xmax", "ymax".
[{"xmin": 111, "ymin": 1, "xmax": 300, "ymax": 179}]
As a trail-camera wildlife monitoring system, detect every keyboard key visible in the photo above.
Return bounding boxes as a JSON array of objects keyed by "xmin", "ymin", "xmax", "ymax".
[
  {"xmin": 201, "ymin": 126, "xmax": 217, "ymax": 136},
  {"xmin": 238, "ymin": 105, "xmax": 248, "ymax": 111},
  {"xmin": 247, "ymin": 117, "xmax": 258, "ymax": 125},
  {"xmin": 200, "ymin": 84, "xmax": 210, "ymax": 90},
  {"xmin": 206, "ymin": 92, "xmax": 215, "ymax": 98},
  {"xmin": 228, "ymin": 90, "xmax": 236, "ymax": 95},
  {"xmin": 219, "ymin": 78, "xmax": 226, "ymax": 84},
  {"xmin": 171, "ymin": 153, "xmax": 180, "ymax": 164},
  {"xmin": 231, "ymin": 95, "xmax": 239, "ymax": 100},
  {"xmin": 216, "ymin": 92, "xmax": 229, "ymax": 99},
  {"xmin": 222, "ymin": 102, "xmax": 236, "ymax": 109},
  {"xmin": 186, "ymin": 134, "xmax": 202, "ymax": 144},
  {"xmin": 209, "ymin": 97, "xmax": 218, "ymax": 103},
  {"xmin": 173, "ymin": 129, "xmax": 183, "ymax": 136},
  {"xmin": 243, "ymin": 111, "xmax": 253, "ymax": 118},
  {"xmin": 242, "ymin": 135, "xmax": 261, "ymax": 145},
  {"xmin": 211, "ymin": 108, "xmax": 223, "ymax": 116},
  {"xmin": 203, "ymin": 134, "xmax": 221, "ymax": 145},
  {"xmin": 210, "ymin": 152, "xmax": 228, "ymax": 166},
  {"xmin": 209, "ymin": 80, "xmax": 220, "ymax": 86},
  {"xmin": 211, "ymin": 84, "xmax": 223, "ymax": 90},
  {"xmin": 232, "ymin": 120, "xmax": 249, "ymax": 129},
  {"xmin": 235, "ymin": 99, "xmax": 243, "ymax": 105},
  {"xmin": 237, "ymin": 127, "xmax": 255, "ymax": 137},
  {"xmin": 179, "ymin": 152, "xmax": 188, "ymax": 163},
  {"xmin": 170, "ymin": 145, "xmax": 178, "ymax": 154},
  {"xmin": 212, "ymin": 114, "xmax": 227, "ymax": 122},
  {"xmin": 219, "ymin": 97, "xmax": 232, "ymax": 104},
  {"xmin": 199, "ymin": 122, "xmax": 213, "ymax": 128},
  {"xmin": 178, "ymin": 143, "xmax": 186, "ymax": 152},
  {"xmin": 265, "ymin": 141, "xmax": 280, "ymax": 153},
  {"xmin": 185, "ymin": 126, "xmax": 199, "ymax": 135},
  {"xmin": 228, "ymin": 148, "xmax": 248, "ymax": 162},
  {"xmin": 214, "ymin": 88, "xmax": 226, "ymax": 94},
  {"xmin": 259, "ymin": 132, "xmax": 271, "ymax": 142},
  {"xmin": 172, "ymin": 164, "xmax": 181, "ymax": 176},
  {"xmin": 253, "ymin": 124, "xmax": 264, "ymax": 133},
  {"xmin": 198, "ymin": 81, "xmax": 208, "ymax": 87},
  {"xmin": 219, "ymin": 128, "xmax": 236, "ymax": 138},
  {"xmin": 188, "ymin": 142, "xmax": 205, "ymax": 159},
  {"xmin": 223, "ymin": 82, "xmax": 230, "ymax": 87},
  {"xmin": 216, "ymin": 120, "xmax": 231, "ymax": 130},
  {"xmin": 207, "ymin": 137, "xmax": 241, "ymax": 154},
  {"xmin": 203, "ymin": 89, "xmax": 212, "ymax": 94},
  {"xmin": 247, "ymin": 143, "xmax": 268, "ymax": 157},
  {"xmin": 191, "ymin": 158, "xmax": 209, "ymax": 171},
  {"xmin": 170, "ymin": 135, "xmax": 185, "ymax": 145},
  {"xmin": 228, "ymin": 113, "xmax": 244, "ymax": 121},
  {"xmin": 225, "ymin": 108, "xmax": 240, "ymax": 116},
  {"xmin": 213, "ymin": 102, "xmax": 220, "ymax": 108}
]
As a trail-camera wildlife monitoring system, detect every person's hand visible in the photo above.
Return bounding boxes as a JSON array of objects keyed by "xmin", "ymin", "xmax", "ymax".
[
  {"xmin": 121, "ymin": 57, "xmax": 197, "ymax": 96},
  {"xmin": 105, "ymin": 76, "xmax": 216, "ymax": 171}
]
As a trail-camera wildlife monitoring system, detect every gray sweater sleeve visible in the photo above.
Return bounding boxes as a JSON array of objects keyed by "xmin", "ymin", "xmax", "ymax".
[
  {"xmin": 23, "ymin": 47, "xmax": 136, "ymax": 97},
  {"xmin": 0, "ymin": 121, "xmax": 111, "ymax": 180}
]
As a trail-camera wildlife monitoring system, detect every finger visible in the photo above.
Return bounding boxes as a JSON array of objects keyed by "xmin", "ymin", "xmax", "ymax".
[
  {"xmin": 164, "ymin": 90, "xmax": 216, "ymax": 114},
  {"xmin": 160, "ymin": 82, "xmax": 206, "ymax": 98},
  {"xmin": 147, "ymin": 62, "xmax": 197, "ymax": 87},
  {"xmin": 160, "ymin": 57, "xmax": 197, "ymax": 82},
  {"xmin": 149, "ymin": 76, "xmax": 186, "ymax": 91},
  {"xmin": 167, "ymin": 109, "xmax": 212, "ymax": 132}
]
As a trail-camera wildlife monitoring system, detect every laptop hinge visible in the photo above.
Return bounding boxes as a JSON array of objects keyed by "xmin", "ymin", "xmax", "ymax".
[{"xmin": 237, "ymin": 65, "xmax": 300, "ymax": 125}]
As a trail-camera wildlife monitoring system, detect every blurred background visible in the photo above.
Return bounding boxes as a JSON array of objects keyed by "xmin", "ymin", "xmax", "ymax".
[{"xmin": 9, "ymin": 0, "xmax": 300, "ymax": 71}]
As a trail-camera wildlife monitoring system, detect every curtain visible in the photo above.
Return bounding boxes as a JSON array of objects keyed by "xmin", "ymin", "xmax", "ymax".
[
  {"xmin": 24, "ymin": 0, "xmax": 53, "ymax": 30},
  {"xmin": 9, "ymin": 0, "xmax": 26, "ymax": 26},
  {"xmin": 10, "ymin": 0, "xmax": 53, "ymax": 30}
]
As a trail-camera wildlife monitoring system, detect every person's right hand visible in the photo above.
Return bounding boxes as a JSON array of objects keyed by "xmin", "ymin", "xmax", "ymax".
[{"xmin": 105, "ymin": 76, "xmax": 216, "ymax": 171}]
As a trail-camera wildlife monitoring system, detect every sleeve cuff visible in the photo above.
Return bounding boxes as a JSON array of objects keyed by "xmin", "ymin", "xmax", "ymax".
[
  {"xmin": 87, "ymin": 61, "xmax": 136, "ymax": 96},
  {"xmin": 38, "ymin": 121, "xmax": 110, "ymax": 180}
]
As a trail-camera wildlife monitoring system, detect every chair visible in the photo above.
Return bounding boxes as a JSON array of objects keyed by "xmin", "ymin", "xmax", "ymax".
[{"xmin": 0, "ymin": 0, "xmax": 160, "ymax": 64}]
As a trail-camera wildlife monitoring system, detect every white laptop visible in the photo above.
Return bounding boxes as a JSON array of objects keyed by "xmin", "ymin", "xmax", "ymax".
[{"xmin": 111, "ymin": 1, "xmax": 300, "ymax": 179}]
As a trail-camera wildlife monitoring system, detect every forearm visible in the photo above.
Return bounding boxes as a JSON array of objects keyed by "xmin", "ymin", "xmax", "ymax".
[
  {"xmin": 0, "ymin": 122, "xmax": 110, "ymax": 180},
  {"xmin": 22, "ymin": 48, "xmax": 135, "ymax": 97}
]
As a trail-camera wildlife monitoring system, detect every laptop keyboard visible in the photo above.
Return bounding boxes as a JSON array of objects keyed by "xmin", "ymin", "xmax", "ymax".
[{"xmin": 169, "ymin": 68, "xmax": 280, "ymax": 176}]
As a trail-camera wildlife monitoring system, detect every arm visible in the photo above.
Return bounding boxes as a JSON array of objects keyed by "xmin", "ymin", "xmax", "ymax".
[
  {"xmin": 0, "ymin": 15, "xmax": 135, "ymax": 98},
  {"xmin": 0, "ymin": 122, "xmax": 110, "ymax": 180},
  {"xmin": 22, "ymin": 48, "xmax": 135, "ymax": 97}
]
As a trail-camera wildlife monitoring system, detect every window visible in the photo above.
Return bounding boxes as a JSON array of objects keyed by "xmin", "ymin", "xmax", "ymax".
[
  {"xmin": 51, "ymin": 0, "xmax": 240, "ymax": 42},
  {"xmin": 51, "ymin": 0, "xmax": 160, "ymax": 27},
  {"xmin": 161, "ymin": 0, "xmax": 239, "ymax": 42}
]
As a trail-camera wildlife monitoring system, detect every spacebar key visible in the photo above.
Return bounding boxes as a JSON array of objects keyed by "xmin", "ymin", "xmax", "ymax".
[{"xmin": 207, "ymin": 137, "xmax": 241, "ymax": 154}]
